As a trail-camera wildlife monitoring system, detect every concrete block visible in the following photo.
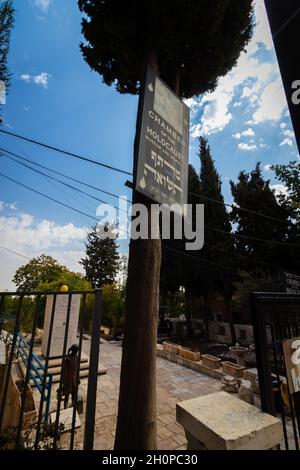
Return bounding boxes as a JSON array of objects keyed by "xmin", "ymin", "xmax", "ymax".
[{"xmin": 176, "ymin": 391, "xmax": 283, "ymax": 450}]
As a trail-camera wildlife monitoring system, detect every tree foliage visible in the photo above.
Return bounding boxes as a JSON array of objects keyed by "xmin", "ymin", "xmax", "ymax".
[
  {"xmin": 80, "ymin": 224, "xmax": 120, "ymax": 288},
  {"xmin": 13, "ymin": 254, "xmax": 68, "ymax": 292},
  {"xmin": 230, "ymin": 163, "xmax": 291, "ymax": 269},
  {"xmin": 0, "ymin": 0, "xmax": 14, "ymax": 92},
  {"xmin": 272, "ymin": 160, "xmax": 300, "ymax": 217},
  {"xmin": 37, "ymin": 271, "xmax": 92, "ymax": 292},
  {"xmin": 78, "ymin": 0, "xmax": 254, "ymax": 97},
  {"xmin": 102, "ymin": 283, "xmax": 125, "ymax": 332}
]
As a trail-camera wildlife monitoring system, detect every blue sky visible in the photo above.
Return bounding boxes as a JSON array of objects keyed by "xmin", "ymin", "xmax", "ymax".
[{"xmin": 0, "ymin": 0, "xmax": 299, "ymax": 289}]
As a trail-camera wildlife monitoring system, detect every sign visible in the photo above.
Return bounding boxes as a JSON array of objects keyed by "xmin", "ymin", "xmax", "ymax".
[
  {"xmin": 282, "ymin": 337, "xmax": 300, "ymax": 394},
  {"xmin": 136, "ymin": 67, "xmax": 189, "ymax": 209},
  {"xmin": 284, "ymin": 272, "xmax": 300, "ymax": 294},
  {"xmin": 264, "ymin": 0, "xmax": 300, "ymax": 154},
  {"xmin": 42, "ymin": 294, "xmax": 81, "ymax": 358}
]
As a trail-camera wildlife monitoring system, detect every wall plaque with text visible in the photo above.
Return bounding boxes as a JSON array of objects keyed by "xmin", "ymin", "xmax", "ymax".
[
  {"xmin": 136, "ymin": 67, "xmax": 190, "ymax": 209},
  {"xmin": 42, "ymin": 294, "xmax": 81, "ymax": 358}
]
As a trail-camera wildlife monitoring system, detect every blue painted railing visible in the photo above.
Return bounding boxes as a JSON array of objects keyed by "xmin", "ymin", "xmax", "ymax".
[{"xmin": 16, "ymin": 334, "xmax": 53, "ymax": 423}]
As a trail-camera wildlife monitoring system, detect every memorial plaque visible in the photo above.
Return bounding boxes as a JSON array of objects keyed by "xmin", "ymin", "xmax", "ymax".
[
  {"xmin": 136, "ymin": 67, "xmax": 190, "ymax": 210},
  {"xmin": 284, "ymin": 272, "xmax": 300, "ymax": 294},
  {"xmin": 282, "ymin": 337, "xmax": 300, "ymax": 394},
  {"xmin": 42, "ymin": 294, "xmax": 81, "ymax": 358}
]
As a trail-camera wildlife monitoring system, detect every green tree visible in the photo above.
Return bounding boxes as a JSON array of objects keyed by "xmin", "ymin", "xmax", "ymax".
[
  {"xmin": 78, "ymin": 0, "xmax": 254, "ymax": 449},
  {"xmin": 0, "ymin": 0, "xmax": 14, "ymax": 95},
  {"xmin": 80, "ymin": 224, "xmax": 120, "ymax": 288},
  {"xmin": 230, "ymin": 163, "xmax": 291, "ymax": 270},
  {"xmin": 37, "ymin": 271, "xmax": 92, "ymax": 292},
  {"xmin": 13, "ymin": 254, "xmax": 68, "ymax": 292},
  {"xmin": 190, "ymin": 137, "xmax": 237, "ymax": 342},
  {"xmin": 232, "ymin": 270, "xmax": 285, "ymax": 324},
  {"xmin": 102, "ymin": 283, "xmax": 125, "ymax": 334},
  {"xmin": 78, "ymin": 0, "xmax": 253, "ymax": 98},
  {"xmin": 272, "ymin": 160, "xmax": 300, "ymax": 217}
]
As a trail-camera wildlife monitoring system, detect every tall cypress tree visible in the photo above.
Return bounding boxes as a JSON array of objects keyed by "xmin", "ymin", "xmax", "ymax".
[
  {"xmin": 230, "ymin": 163, "xmax": 291, "ymax": 270},
  {"xmin": 80, "ymin": 224, "xmax": 120, "ymax": 288},
  {"xmin": 196, "ymin": 137, "xmax": 237, "ymax": 343},
  {"xmin": 0, "ymin": 0, "xmax": 14, "ymax": 95}
]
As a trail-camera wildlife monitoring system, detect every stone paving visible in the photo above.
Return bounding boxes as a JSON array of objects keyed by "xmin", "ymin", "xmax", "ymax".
[
  {"xmin": 81, "ymin": 337, "xmax": 221, "ymax": 450},
  {"xmin": 32, "ymin": 337, "xmax": 298, "ymax": 450}
]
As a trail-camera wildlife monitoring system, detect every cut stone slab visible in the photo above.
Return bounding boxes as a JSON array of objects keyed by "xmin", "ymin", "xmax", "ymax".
[
  {"xmin": 178, "ymin": 347, "xmax": 201, "ymax": 362},
  {"xmin": 176, "ymin": 391, "xmax": 283, "ymax": 450},
  {"xmin": 50, "ymin": 407, "xmax": 81, "ymax": 433},
  {"xmin": 201, "ymin": 354, "xmax": 221, "ymax": 369},
  {"xmin": 163, "ymin": 342, "xmax": 178, "ymax": 355},
  {"xmin": 222, "ymin": 361, "xmax": 245, "ymax": 378}
]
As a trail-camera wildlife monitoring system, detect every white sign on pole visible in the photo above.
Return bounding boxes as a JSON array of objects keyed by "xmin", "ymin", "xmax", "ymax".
[{"xmin": 42, "ymin": 294, "xmax": 81, "ymax": 358}]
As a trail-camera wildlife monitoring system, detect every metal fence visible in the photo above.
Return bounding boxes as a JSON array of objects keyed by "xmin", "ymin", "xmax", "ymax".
[
  {"xmin": 251, "ymin": 292, "xmax": 300, "ymax": 450},
  {"xmin": 0, "ymin": 289, "xmax": 102, "ymax": 450}
]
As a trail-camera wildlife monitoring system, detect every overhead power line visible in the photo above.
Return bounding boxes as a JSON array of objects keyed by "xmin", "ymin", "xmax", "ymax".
[
  {"xmin": 164, "ymin": 245, "xmax": 237, "ymax": 272},
  {"xmin": 0, "ymin": 129, "xmax": 132, "ymax": 176},
  {"xmin": 0, "ymin": 146, "xmax": 124, "ymax": 202},
  {"xmin": 1, "ymin": 152, "xmax": 127, "ymax": 214},
  {"xmin": 205, "ymin": 225, "xmax": 300, "ymax": 248},
  {"xmin": 0, "ymin": 129, "xmax": 293, "ymax": 226},
  {"xmin": 0, "ymin": 244, "xmax": 31, "ymax": 261},
  {"xmin": 188, "ymin": 192, "xmax": 288, "ymax": 225},
  {"xmin": 0, "ymin": 172, "xmax": 100, "ymax": 223}
]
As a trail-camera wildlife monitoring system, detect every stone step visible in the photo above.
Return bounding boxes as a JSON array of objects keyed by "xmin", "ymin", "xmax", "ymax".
[
  {"xmin": 29, "ymin": 365, "xmax": 106, "ymax": 386},
  {"xmin": 33, "ymin": 351, "xmax": 89, "ymax": 370}
]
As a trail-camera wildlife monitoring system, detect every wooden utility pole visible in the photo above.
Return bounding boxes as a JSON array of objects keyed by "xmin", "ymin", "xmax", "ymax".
[{"xmin": 114, "ymin": 53, "xmax": 161, "ymax": 450}]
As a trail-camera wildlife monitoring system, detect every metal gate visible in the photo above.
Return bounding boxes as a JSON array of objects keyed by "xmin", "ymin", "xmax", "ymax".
[
  {"xmin": 0, "ymin": 289, "xmax": 102, "ymax": 450},
  {"xmin": 251, "ymin": 292, "xmax": 300, "ymax": 450}
]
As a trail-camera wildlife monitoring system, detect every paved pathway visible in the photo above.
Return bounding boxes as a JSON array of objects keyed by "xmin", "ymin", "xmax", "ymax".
[{"xmin": 80, "ymin": 338, "xmax": 221, "ymax": 450}]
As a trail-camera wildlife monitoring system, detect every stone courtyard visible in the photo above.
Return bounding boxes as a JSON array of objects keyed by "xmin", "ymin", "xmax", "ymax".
[
  {"xmin": 76, "ymin": 337, "xmax": 221, "ymax": 450},
  {"xmin": 31, "ymin": 336, "xmax": 297, "ymax": 450}
]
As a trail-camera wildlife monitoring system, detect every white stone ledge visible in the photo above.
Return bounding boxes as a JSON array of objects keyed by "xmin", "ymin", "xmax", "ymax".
[{"xmin": 176, "ymin": 391, "xmax": 283, "ymax": 450}]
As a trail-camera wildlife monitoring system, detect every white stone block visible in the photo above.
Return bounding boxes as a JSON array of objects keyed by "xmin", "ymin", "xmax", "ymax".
[{"xmin": 176, "ymin": 391, "xmax": 283, "ymax": 450}]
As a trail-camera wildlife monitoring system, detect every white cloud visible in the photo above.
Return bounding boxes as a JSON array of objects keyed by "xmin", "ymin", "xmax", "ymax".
[
  {"xmin": 238, "ymin": 143, "xmax": 257, "ymax": 151},
  {"xmin": 0, "ymin": 201, "xmax": 17, "ymax": 211},
  {"xmin": 20, "ymin": 74, "xmax": 31, "ymax": 82},
  {"xmin": 33, "ymin": 0, "xmax": 52, "ymax": 12},
  {"xmin": 33, "ymin": 72, "xmax": 51, "ymax": 88},
  {"xmin": 271, "ymin": 184, "xmax": 288, "ymax": 198},
  {"xmin": 0, "ymin": 209, "xmax": 89, "ymax": 289},
  {"xmin": 246, "ymin": 0, "xmax": 274, "ymax": 55},
  {"xmin": 280, "ymin": 122, "xmax": 287, "ymax": 129},
  {"xmin": 190, "ymin": 1, "xmax": 287, "ymax": 137},
  {"xmin": 233, "ymin": 128, "xmax": 255, "ymax": 139},
  {"xmin": 0, "ymin": 211, "xmax": 87, "ymax": 252},
  {"xmin": 263, "ymin": 164, "xmax": 272, "ymax": 171},
  {"xmin": 280, "ymin": 138, "xmax": 293, "ymax": 147},
  {"xmin": 20, "ymin": 72, "xmax": 52, "ymax": 88},
  {"xmin": 283, "ymin": 129, "xmax": 294, "ymax": 138},
  {"xmin": 252, "ymin": 77, "xmax": 287, "ymax": 124}
]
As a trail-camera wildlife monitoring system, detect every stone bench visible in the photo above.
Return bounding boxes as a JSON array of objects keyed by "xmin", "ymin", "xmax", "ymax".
[{"xmin": 176, "ymin": 391, "xmax": 283, "ymax": 450}]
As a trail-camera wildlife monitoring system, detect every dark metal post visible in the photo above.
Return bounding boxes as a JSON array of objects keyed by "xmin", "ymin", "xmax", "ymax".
[
  {"xmin": 0, "ymin": 295, "xmax": 24, "ymax": 429},
  {"xmin": 15, "ymin": 295, "xmax": 41, "ymax": 447},
  {"xmin": 250, "ymin": 292, "xmax": 276, "ymax": 415},
  {"xmin": 34, "ymin": 294, "xmax": 57, "ymax": 449},
  {"xmin": 83, "ymin": 288, "xmax": 102, "ymax": 450}
]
